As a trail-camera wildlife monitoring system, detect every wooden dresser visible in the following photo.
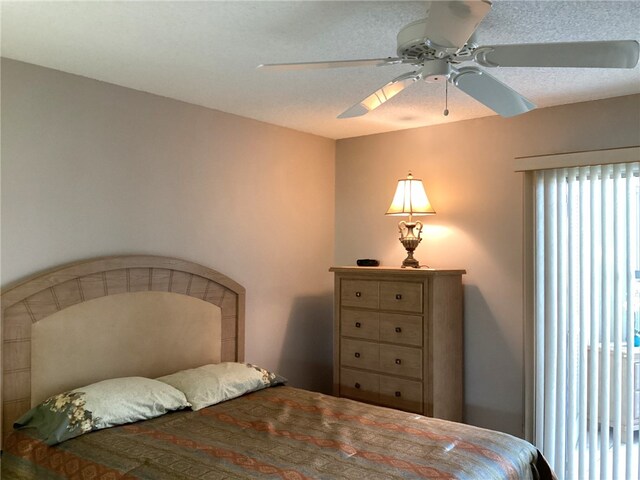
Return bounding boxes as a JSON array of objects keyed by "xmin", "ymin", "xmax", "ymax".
[{"xmin": 330, "ymin": 266, "xmax": 465, "ymax": 422}]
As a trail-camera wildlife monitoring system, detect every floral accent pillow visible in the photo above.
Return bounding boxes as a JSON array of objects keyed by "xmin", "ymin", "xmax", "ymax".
[
  {"xmin": 156, "ymin": 362, "xmax": 287, "ymax": 411},
  {"xmin": 14, "ymin": 377, "xmax": 189, "ymax": 445}
]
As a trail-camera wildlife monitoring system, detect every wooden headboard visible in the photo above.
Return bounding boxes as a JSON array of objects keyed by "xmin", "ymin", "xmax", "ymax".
[{"xmin": 0, "ymin": 255, "xmax": 245, "ymax": 450}]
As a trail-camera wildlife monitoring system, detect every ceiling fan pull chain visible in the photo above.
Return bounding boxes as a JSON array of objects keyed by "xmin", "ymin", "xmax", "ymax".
[{"xmin": 443, "ymin": 81, "xmax": 449, "ymax": 117}]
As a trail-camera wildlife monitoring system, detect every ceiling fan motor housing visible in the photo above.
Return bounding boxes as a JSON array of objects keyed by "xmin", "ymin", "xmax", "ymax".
[{"xmin": 397, "ymin": 18, "xmax": 454, "ymax": 60}]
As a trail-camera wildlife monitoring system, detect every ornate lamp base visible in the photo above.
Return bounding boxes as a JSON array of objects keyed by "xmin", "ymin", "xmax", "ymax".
[
  {"xmin": 398, "ymin": 221, "xmax": 423, "ymax": 268},
  {"xmin": 402, "ymin": 257, "xmax": 420, "ymax": 268}
]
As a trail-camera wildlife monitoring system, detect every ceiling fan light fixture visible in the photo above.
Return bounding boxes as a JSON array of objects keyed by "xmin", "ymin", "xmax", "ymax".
[{"xmin": 421, "ymin": 60, "xmax": 452, "ymax": 83}]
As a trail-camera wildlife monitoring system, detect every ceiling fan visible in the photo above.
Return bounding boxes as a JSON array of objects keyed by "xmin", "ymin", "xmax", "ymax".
[{"xmin": 258, "ymin": 0, "xmax": 639, "ymax": 119}]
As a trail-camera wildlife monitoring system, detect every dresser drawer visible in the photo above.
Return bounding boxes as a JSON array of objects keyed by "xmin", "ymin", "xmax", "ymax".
[
  {"xmin": 341, "ymin": 309, "xmax": 379, "ymax": 341},
  {"xmin": 341, "ymin": 338, "xmax": 380, "ymax": 371},
  {"xmin": 340, "ymin": 368, "xmax": 379, "ymax": 403},
  {"xmin": 379, "ymin": 376, "xmax": 423, "ymax": 413},
  {"xmin": 379, "ymin": 281, "xmax": 423, "ymax": 313},
  {"xmin": 341, "ymin": 280, "xmax": 379, "ymax": 309},
  {"xmin": 379, "ymin": 313, "xmax": 422, "ymax": 346},
  {"xmin": 379, "ymin": 344, "xmax": 422, "ymax": 379}
]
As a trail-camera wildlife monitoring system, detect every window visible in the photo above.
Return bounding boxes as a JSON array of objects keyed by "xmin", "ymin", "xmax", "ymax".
[{"xmin": 530, "ymin": 160, "xmax": 639, "ymax": 480}]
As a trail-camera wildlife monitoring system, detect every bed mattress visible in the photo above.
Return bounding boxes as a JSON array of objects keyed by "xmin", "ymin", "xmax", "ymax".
[{"xmin": 2, "ymin": 386, "xmax": 553, "ymax": 479}]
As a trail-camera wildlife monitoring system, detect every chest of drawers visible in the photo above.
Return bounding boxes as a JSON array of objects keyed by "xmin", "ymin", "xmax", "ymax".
[{"xmin": 330, "ymin": 266, "xmax": 465, "ymax": 421}]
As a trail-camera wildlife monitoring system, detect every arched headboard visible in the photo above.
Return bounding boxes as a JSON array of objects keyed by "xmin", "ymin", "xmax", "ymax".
[{"xmin": 0, "ymin": 255, "xmax": 245, "ymax": 449}]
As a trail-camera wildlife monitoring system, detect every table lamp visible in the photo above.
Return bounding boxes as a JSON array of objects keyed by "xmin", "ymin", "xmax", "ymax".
[{"xmin": 386, "ymin": 172, "xmax": 436, "ymax": 268}]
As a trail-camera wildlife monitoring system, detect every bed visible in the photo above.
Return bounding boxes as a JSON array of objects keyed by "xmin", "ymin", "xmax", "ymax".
[{"xmin": 0, "ymin": 255, "xmax": 555, "ymax": 479}]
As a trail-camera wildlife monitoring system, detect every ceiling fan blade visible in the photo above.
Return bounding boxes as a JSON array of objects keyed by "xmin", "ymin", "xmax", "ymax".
[
  {"xmin": 450, "ymin": 66, "xmax": 535, "ymax": 117},
  {"xmin": 423, "ymin": 0, "xmax": 492, "ymax": 51},
  {"xmin": 258, "ymin": 58, "xmax": 409, "ymax": 71},
  {"xmin": 474, "ymin": 40, "xmax": 640, "ymax": 68},
  {"xmin": 338, "ymin": 71, "xmax": 421, "ymax": 118}
]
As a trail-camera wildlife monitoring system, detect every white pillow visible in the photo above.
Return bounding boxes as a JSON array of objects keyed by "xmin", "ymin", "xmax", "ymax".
[
  {"xmin": 75, "ymin": 376, "xmax": 189, "ymax": 429},
  {"xmin": 157, "ymin": 362, "xmax": 286, "ymax": 410},
  {"xmin": 14, "ymin": 377, "xmax": 189, "ymax": 445}
]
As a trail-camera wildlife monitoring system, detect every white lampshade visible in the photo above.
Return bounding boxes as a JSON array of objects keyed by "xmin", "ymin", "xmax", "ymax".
[{"xmin": 386, "ymin": 172, "xmax": 436, "ymax": 216}]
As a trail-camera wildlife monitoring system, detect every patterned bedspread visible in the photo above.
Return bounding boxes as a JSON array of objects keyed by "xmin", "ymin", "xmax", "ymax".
[{"xmin": 2, "ymin": 386, "xmax": 554, "ymax": 479}]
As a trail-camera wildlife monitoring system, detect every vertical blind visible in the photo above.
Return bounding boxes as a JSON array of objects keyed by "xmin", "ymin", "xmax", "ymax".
[{"xmin": 534, "ymin": 161, "xmax": 640, "ymax": 480}]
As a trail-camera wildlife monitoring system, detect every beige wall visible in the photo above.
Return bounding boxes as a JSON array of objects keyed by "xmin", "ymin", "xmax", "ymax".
[
  {"xmin": 0, "ymin": 59, "xmax": 336, "ymax": 392},
  {"xmin": 4, "ymin": 57, "xmax": 640, "ymax": 438},
  {"xmin": 335, "ymin": 94, "xmax": 640, "ymax": 436}
]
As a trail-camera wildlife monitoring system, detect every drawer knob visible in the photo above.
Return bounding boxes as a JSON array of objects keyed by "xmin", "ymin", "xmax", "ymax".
[
  {"xmin": 355, "ymin": 383, "xmax": 361, "ymax": 389},
  {"xmin": 395, "ymin": 327, "xmax": 402, "ymax": 333},
  {"xmin": 395, "ymin": 358, "xmax": 402, "ymax": 365},
  {"xmin": 355, "ymin": 322, "xmax": 361, "ymax": 328},
  {"xmin": 355, "ymin": 352, "xmax": 361, "ymax": 358},
  {"xmin": 395, "ymin": 294, "xmax": 402, "ymax": 300},
  {"xmin": 355, "ymin": 291, "xmax": 362, "ymax": 298},
  {"xmin": 395, "ymin": 391, "xmax": 402, "ymax": 397}
]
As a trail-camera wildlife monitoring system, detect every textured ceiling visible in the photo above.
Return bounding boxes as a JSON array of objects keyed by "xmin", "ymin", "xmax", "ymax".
[{"xmin": 2, "ymin": 1, "xmax": 639, "ymax": 139}]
